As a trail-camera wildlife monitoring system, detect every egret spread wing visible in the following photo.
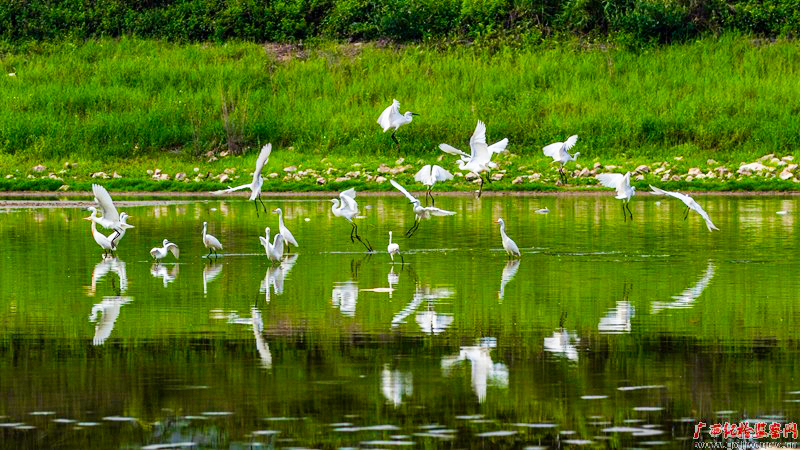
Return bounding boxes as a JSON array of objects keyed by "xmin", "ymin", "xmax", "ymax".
[
  {"xmin": 414, "ymin": 165, "xmax": 432, "ymax": 184},
  {"xmin": 390, "ymin": 179, "xmax": 418, "ymax": 203},
  {"xmin": 697, "ymin": 208, "xmax": 720, "ymax": 231},
  {"xmin": 377, "ymin": 99, "xmax": 401, "ymax": 131},
  {"xmin": 431, "ymin": 165, "xmax": 453, "ymax": 182},
  {"xmin": 649, "ymin": 185, "xmax": 691, "ymax": 206},
  {"xmin": 542, "ymin": 142, "xmax": 564, "ymax": 159},
  {"xmin": 259, "ymin": 236, "xmax": 269, "ymax": 250},
  {"xmin": 273, "ymin": 234, "xmax": 285, "ymax": 256},
  {"xmin": 252, "ymin": 143, "xmax": 272, "ymax": 182},
  {"xmin": 488, "ymin": 138, "xmax": 509, "ymax": 154},
  {"xmin": 212, "ymin": 183, "xmax": 251, "ymax": 194},
  {"xmin": 339, "ymin": 188, "xmax": 358, "ymax": 212},
  {"xmin": 439, "ymin": 143, "xmax": 469, "ymax": 159},
  {"xmin": 422, "ymin": 206, "xmax": 456, "ymax": 216},
  {"xmin": 596, "ymin": 173, "xmax": 624, "ymax": 189},
  {"xmin": 469, "ymin": 121, "xmax": 489, "ymax": 161},
  {"xmin": 92, "ymin": 184, "xmax": 120, "ymax": 222},
  {"xmin": 167, "ymin": 243, "xmax": 180, "ymax": 259},
  {"xmin": 563, "ymin": 135, "xmax": 578, "ymax": 152}
]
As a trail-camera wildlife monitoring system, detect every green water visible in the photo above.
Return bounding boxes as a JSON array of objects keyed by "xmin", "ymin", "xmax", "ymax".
[{"xmin": 1, "ymin": 194, "xmax": 800, "ymax": 449}]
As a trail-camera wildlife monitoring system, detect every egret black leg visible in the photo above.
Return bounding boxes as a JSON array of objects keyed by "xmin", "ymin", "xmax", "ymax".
[
  {"xmin": 286, "ymin": 244, "xmax": 291, "ymax": 254},
  {"xmin": 622, "ymin": 201, "xmax": 627, "ymax": 222},
  {"xmin": 684, "ymin": 206, "xmax": 689, "ymax": 220},
  {"xmin": 391, "ymin": 132, "xmax": 399, "ymax": 145},
  {"xmin": 429, "ymin": 189, "xmax": 435, "ymax": 207},
  {"xmin": 478, "ymin": 177, "xmax": 484, "ymax": 198},
  {"xmin": 405, "ymin": 219, "xmax": 419, "ymax": 238},
  {"xmin": 626, "ymin": 202, "xmax": 634, "ymax": 221},
  {"xmin": 259, "ymin": 195, "xmax": 267, "ymax": 213},
  {"xmin": 400, "ymin": 254, "xmax": 405, "ymax": 266},
  {"xmin": 350, "ymin": 223, "xmax": 357, "ymax": 242},
  {"xmin": 253, "ymin": 200, "xmax": 259, "ymax": 217},
  {"xmin": 207, "ymin": 248, "xmax": 213, "ymax": 258}
]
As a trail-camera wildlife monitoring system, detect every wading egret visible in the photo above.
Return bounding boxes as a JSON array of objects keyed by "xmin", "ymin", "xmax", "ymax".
[
  {"xmin": 150, "ymin": 239, "xmax": 180, "ymax": 261},
  {"xmin": 259, "ymin": 227, "xmax": 285, "ymax": 263},
  {"xmin": 596, "ymin": 172, "xmax": 636, "ymax": 221},
  {"xmin": 542, "ymin": 135, "xmax": 579, "ymax": 184},
  {"xmin": 390, "ymin": 179, "xmax": 456, "ymax": 237},
  {"xmin": 414, "ymin": 164, "xmax": 453, "ymax": 206},
  {"xmin": 213, "ymin": 143, "xmax": 272, "ymax": 215},
  {"xmin": 85, "ymin": 216, "xmax": 116, "ymax": 256},
  {"xmin": 107, "ymin": 213, "xmax": 132, "ymax": 249},
  {"xmin": 272, "ymin": 208, "xmax": 298, "ymax": 252},
  {"xmin": 495, "ymin": 218, "xmax": 521, "ymax": 258},
  {"xmin": 439, "ymin": 121, "xmax": 508, "ymax": 197},
  {"xmin": 377, "ymin": 99, "xmax": 419, "ymax": 145},
  {"xmin": 387, "ymin": 231, "xmax": 403, "ymax": 265},
  {"xmin": 330, "ymin": 188, "xmax": 372, "ymax": 252},
  {"xmin": 88, "ymin": 184, "xmax": 134, "ymax": 233},
  {"xmin": 202, "ymin": 222, "xmax": 223, "ymax": 258},
  {"xmin": 649, "ymin": 185, "xmax": 719, "ymax": 231}
]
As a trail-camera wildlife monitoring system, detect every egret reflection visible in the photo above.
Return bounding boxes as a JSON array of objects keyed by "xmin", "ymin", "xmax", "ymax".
[
  {"xmin": 225, "ymin": 306, "xmax": 272, "ymax": 369},
  {"xmin": 261, "ymin": 254, "xmax": 299, "ymax": 302},
  {"xmin": 651, "ymin": 261, "xmax": 716, "ymax": 314},
  {"xmin": 441, "ymin": 338, "xmax": 508, "ymax": 403},
  {"xmin": 598, "ymin": 301, "xmax": 635, "ymax": 333},
  {"xmin": 332, "ymin": 281, "xmax": 358, "ymax": 317},
  {"xmin": 202, "ymin": 263, "xmax": 224, "ymax": 295},
  {"xmin": 88, "ymin": 256, "xmax": 128, "ymax": 296},
  {"xmin": 89, "ymin": 296, "xmax": 133, "ymax": 345},
  {"xmin": 381, "ymin": 364, "xmax": 413, "ymax": 407},
  {"xmin": 150, "ymin": 263, "xmax": 179, "ymax": 287},
  {"xmin": 391, "ymin": 285, "xmax": 454, "ymax": 334},
  {"xmin": 498, "ymin": 259, "xmax": 521, "ymax": 300},
  {"xmin": 543, "ymin": 329, "xmax": 580, "ymax": 361}
]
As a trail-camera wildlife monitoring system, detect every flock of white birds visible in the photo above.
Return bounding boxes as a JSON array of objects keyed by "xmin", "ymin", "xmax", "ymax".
[{"xmin": 83, "ymin": 99, "xmax": 719, "ymax": 263}]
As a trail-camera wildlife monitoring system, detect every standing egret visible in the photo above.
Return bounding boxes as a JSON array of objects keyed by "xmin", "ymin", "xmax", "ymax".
[
  {"xmin": 87, "ymin": 184, "xmax": 134, "ymax": 233},
  {"xmin": 439, "ymin": 121, "xmax": 508, "ymax": 197},
  {"xmin": 495, "ymin": 218, "xmax": 521, "ymax": 258},
  {"xmin": 108, "ymin": 212, "xmax": 132, "ymax": 249},
  {"xmin": 150, "ymin": 239, "xmax": 180, "ymax": 261},
  {"xmin": 330, "ymin": 188, "xmax": 372, "ymax": 252},
  {"xmin": 414, "ymin": 164, "xmax": 453, "ymax": 206},
  {"xmin": 542, "ymin": 135, "xmax": 579, "ymax": 184},
  {"xmin": 390, "ymin": 180, "xmax": 456, "ymax": 237},
  {"xmin": 649, "ymin": 185, "xmax": 719, "ymax": 231},
  {"xmin": 377, "ymin": 99, "xmax": 419, "ymax": 145},
  {"xmin": 259, "ymin": 227, "xmax": 285, "ymax": 263},
  {"xmin": 85, "ymin": 216, "xmax": 116, "ymax": 256},
  {"xmin": 272, "ymin": 208, "xmax": 298, "ymax": 253},
  {"xmin": 213, "ymin": 143, "xmax": 272, "ymax": 215},
  {"xmin": 387, "ymin": 231, "xmax": 403, "ymax": 265},
  {"xmin": 202, "ymin": 222, "xmax": 223, "ymax": 258},
  {"xmin": 596, "ymin": 172, "xmax": 636, "ymax": 221}
]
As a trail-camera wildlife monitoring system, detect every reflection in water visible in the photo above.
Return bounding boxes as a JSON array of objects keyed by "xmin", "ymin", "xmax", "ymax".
[
  {"xmin": 391, "ymin": 285, "xmax": 454, "ymax": 334},
  {"xmin": 89, "ymin": 296, "xmax": 133, "ymax": 345},
  {"xmin": 150, "ymin": 263, "xmax": 179, "ymax": 287},
  {"xmin": 543, "ymin": 329, "xmax": 580, "ymax": 361},
  {"xmin": 251, "ymin": 307, "xmax": 272, "ymax": 369},
  {"xmin": 260, "ymin": 254, "xmax": 299, "ymax": 302},
  {"xmin": 202, "ymin": 263, "xmax": 224, "ymax": 296},
  {"xmin": 88, "ymin": 256, "xmax": 128, "ymax": 296},
  {"xmin": 416, "ymin": 304, "xmax": 454, "ymax": 335},
  {"xmin": 651, "ymin": 261, "xmax": 716, "ymax": 314},
  {"xmin": 598, "ymin": 301, "xmax": 635, "ymax": 334},
  {"xmin": 441, "ymin": 338, "xmax": 508, "ymax": 403},
  {"xmin": 381, "ymin": 364, "xmax": 413, "ymax": 407},
  {"xmin": 498, "ymin": 259, "xmax": 521, "ymax": 300},
  {"xmin": 332, "ymin": 281, "xmax": 358, "ymax": 317}
]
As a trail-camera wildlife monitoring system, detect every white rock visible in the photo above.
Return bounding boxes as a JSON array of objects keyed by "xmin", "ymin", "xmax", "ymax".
[
  {"xmin": 219, "ymin": 174, "xmax": 230, "ymax": 183},
  {"xmin": 175, "ymin": 173, "xmax": 186, "ymax": 181},
  {"xmin": 491, "ymin": 173, "xmax": 504, "ymax": 181},
  {"xmin": 57, "ymin": 185, "xmax": 70, "ymax": 191},
  {"xmin": 112, "ymin": 172, "xmax": 122, "ymax": 179},
  {"xmin": 395, "ymin": 158, "xmax": 405, "ymax": 165},
  {"xmin": 707, "ymin": 159, "xmax": 718, "ymax": 166},
  {"xmin": 465, "ymin": 172, "xmax": 478, "ymax": 181},
  {"xmin": 687, "ymin": 168, "xmax": 702, "ymax": 177},
  {"xmin": 375, "ymin": 176, "xmax": 387, "ymax": 184},
  {"xmin": 512, "ymin": 176, "xmax": 524, "ymax": 185},
  {"xmin": 194, "ymin": 167, "xmax": 200, "ymax": 172},
  {"xmin": 780, "ymin": 170, "xmax": 794, "ymax": 180},
  {"xmin": 686, "ymin": 176, "xmax": 694, "ymax": 182},
  {"xmin": 316, "ymin": 177, "xmax": 326, "ymax": 185},
  {"xmin": 269, "ymin": 173, "xmax": 279, "ymax": 178},
  {"xmin": 284, "ymin": 166, "xmax": 297, "ymax": 172},
  {"xmin": 224, "ymin": 168, "xmax": 236, "ymax": 175},
  {"xmin": 334, "ymin": 177, "xmax": 350, "ymax": 183},
  {"xmin": 32, "ymin": 165, "xmax": 46, "ymax": 173},
  {"xmin": 635, "ymin": 174, "xmax": 644, "ymax": 181},
  {"xmin": 635, "ymin": 165, "xmax": 650, "ymax": 173},
  {"xmin": 661, "ymin": 174, "xmax": 670, "ymax": 182},
  {"xmin": 377, "ymin": 164, "xmax": 391, "ymax": 174}
]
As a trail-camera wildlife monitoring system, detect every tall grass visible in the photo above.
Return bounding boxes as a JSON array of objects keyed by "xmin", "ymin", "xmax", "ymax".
[{"xmin": 1, "ymin": 36, "xmax": 799, "ymax": 165}]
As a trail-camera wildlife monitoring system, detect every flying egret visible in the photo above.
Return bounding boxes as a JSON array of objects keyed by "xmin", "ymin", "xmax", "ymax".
[
  {"xmin": 330, "ymin": 188, "xmax": 372, "ymax": 252},
  {"xmin": 377, "ymin": 99, "xmax": 419, "ymax": 145},
  {"xmin": 649, "ymin": 185, "xmax": 719, "ymax": 231},
  {"xmin": 495, "ymin": 218, "xmax": 521, "ymax": 258},
  {"xmin": 414, "ymin": 164, "xmax": 453, "ymax": 206},
  {"xmin": 272, "ymin": 208, "xmax": 298, "ymax": 253},
  {"xmin": 85, "ymin": 216, "xmax": 116, "ymax": 256},
  {"xmin": 150, "ymin": 239, "xmax": 180, "ymax": 261},
  {"xmin": 87, "ymin": 184, "xmax": 134, "ymax": 233},
  {"xmin": 390, "ymin": 179, "xmax": 456, "ymax": 237},
  {"xmin": 387, "ymin": 231, "xmax": 403, "ymax": 265},
  {"xmin": 259, "ymin": 227, "xmax": 285, "ymax": 263},
  {"xmin": 213, "ymin": 143, "xmax": 272, "ymax": 215},
  {"xmin": 439, "ymin": 121, "xmax": 508, "ymax": 197},
  {"xmin": 202, "ymin": 222, "xmax": 223, "ymax": 258},
  {"xmin": 596, "ymin": 172, "xmax": 636, "ymax": 221},
  {"xmin": 542, "ymin": 135, "xmax": 579, "ymax": 184}
]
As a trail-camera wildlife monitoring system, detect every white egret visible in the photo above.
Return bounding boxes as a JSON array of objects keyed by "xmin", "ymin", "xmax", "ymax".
[
  {"xmin": 87, "ymin": 184, "xmax": 134, "ymax": 233},
  {"xmin": 387, "ymin": 231, "xmax": 403, "ymax": 265},
  {"xmin": 150, "ymin": 239, "xmax": 180, "ymax": 261},
  {"xmin": 596, "ymin": 172, "xmax": 636, "ymax": 221},
  {"xmin": 330, "ymin": 188, "xmax": 372, "ymax": 251},
  {"xmin": 414, "ymin": 164, "xmax": 453, "ymax": 206},
  {"xmin": 535, "ymin": 207, "xmax": 550, "ymax": 214},
  {"xmin": 377, "ymin": 99, "xmax": 419, "ymax": 145},
  {"xmin": 202, "ymin": 222, "xmax": 223, "ymax": 258},
  {"xmin": 542, "ymin": 135, "xmax": 579, "ymax": 184},
  {"xmin": 213, "ymin": 143, "xmax": 272, "ymax": 214},
  {"xmin": 439, "ymin": 120, "xmax": 508, "ymax": 197},
  {"xmin": 272, "ymin": 208, "xmax": 299, "ymax": 252},
  {"xmin": 259, "ymin": 227, "xmax": 285, "ymax": 263},
  {"xmin": 495, "ymin": 218, "xmax": 521, "ymax": 258},
  {"xmin": 649, "ymin": 185, "xmax": 719, "ymax": 231},
  {"xmin": 85, "ymin": 216, "xmax": 116, "ymax": 257},
  {"xmin": 108, "ymin": 212, "xmax": 132, "ymax": 249},
  {"xmin": 389, "ymin": 179, "xmax": 456, "ymax": 237}
]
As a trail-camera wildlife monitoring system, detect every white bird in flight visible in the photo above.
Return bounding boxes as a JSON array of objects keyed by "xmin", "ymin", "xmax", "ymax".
[
  {"xmin": 213, "ymin": 143, "xmax": 272, "ymax": 215},
  {"xmin": 377, "ymin": 99, "xmax": 419, "ymax": 145},
  {"xmin": 150, "ymin": 239, "xmax": 180, "ymax": 261},
  {"xmin": 542, "ymin": 135, "xmax": 579, "ymax": 184},
  {"xmin": 649, "ymin": 185, "xmax": 719, "ymax": 231},
  {"xmin": 496, "ymin": 218, "xmax": 521, "ymax": 258},
  {"xmin": 387, "ymin": 231, "xmax": 403, "ymax": 265},
  {"xmin": 439, "ymin": 121, "xmax": 508, "ymax": 197},
  {"xmin": 414, "ymin": 164, "xmax": 453, "ymax": 206},
  {"xmin": 259, "ymin": 227, "xmax": 285, "ymax": 263},
  {"xmin": 390, "ymin": 179, "xmax": 456, "ymax": 237},
  {"xmin": 202, "ymin": 222, "xmax": 223, "ymax": 258},
  {"xmin": 86, "ymin": 184, "xmax": 134, "ymax": 233},
  {"xmin": 330, "ymin": 188, "xmax": 372, "ymax": 251},
  {"xmin": 272, "ymin": 208, "xmax": 299, "ymax": 252},
  {"xmin": 596, "ymin": 172, "xmax": 636, "ymax": 221}
]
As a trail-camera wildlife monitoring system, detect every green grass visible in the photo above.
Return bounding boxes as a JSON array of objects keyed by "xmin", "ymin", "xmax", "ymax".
[{"xmin": 1, "ymin": 35, "xmax": 800, "ymax": 192}]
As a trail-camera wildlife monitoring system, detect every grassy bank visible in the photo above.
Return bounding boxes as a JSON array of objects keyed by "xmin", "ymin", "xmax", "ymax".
[{"xmin": 1, "ymin": 36, "xmax": 800, "ymax": 192}]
